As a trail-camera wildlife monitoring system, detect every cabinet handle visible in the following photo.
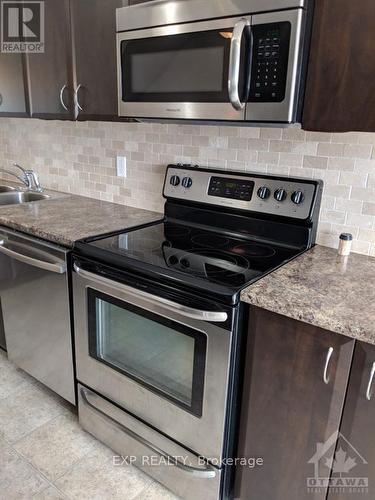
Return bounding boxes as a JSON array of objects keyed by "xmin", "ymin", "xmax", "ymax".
[
  {"xmin": 74, "ymin": 84, "xmax": 83, "ymax": 112},
  {"xmin": 59, "ymin": 84, "xmax": 69, "ymax": 111},
  {"xmin": 323, "ymin": 347, "xmax": 334, "ymax": 384},
  {"xmin": 0, "ymin": 93, "xmax": 3, "ymax": 106},
  {"xmin": 366, "ymin": 362, "xmax": 375, "ymax": 401}
]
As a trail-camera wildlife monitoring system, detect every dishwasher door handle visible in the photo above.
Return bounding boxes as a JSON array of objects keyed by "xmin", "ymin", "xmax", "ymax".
[
  {"xmin": 0, "ymin": 239, "xmax": 66, "ymax": 274},
  {"xmin": 74, "ymin": 263, "xmax": 228, "ymax": 323}
]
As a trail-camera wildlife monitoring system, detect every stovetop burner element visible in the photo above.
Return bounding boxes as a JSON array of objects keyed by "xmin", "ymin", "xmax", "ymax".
[
  {"xmin": 191, "ymin": 233, "xmax": 230, "ymax": 248},
  {"xmin": 232, "ymin": 243, "xmax": 276, "ymax": 258}
]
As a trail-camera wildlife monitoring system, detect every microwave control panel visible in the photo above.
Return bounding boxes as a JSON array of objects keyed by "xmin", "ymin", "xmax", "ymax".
[{"xmin": 248, "ymin": 22, "xmax": 291, "ymax": 103}]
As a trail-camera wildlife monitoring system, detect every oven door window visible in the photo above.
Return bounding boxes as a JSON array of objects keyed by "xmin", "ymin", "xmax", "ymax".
[
  {"xmin": 87, "ymin": 289, "xmax": 207, "ymax": 417},
  {"xmin": 120, "ymin": 27, "xmax": 249, "ymax": 103}
]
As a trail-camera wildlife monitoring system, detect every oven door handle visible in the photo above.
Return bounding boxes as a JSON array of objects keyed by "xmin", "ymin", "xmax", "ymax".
[
  {"xmin": 80, "ymin": 387, "xmax": 217, "ymax": 479},
  {"xmin": 228, "ymin": 18, "xmax": 251, "ymax": 111},
  {"xmin": 73, "ymin": 264, "xmax": 228, "ymax": 323}
]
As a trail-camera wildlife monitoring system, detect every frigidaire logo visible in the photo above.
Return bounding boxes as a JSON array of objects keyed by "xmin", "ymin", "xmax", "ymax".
[{"xmin": 1, "ymin": 0, "xmax": 45, "ymax": 53}]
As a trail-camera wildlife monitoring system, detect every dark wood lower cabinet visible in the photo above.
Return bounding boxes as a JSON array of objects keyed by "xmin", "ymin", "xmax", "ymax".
[
  {"xmin": 327, "ymin": 341, "xmax": 375, "ymax": 500},
  {"xmin": 234, "ymin": 307, "xmax": 355, "ymax": 500}
]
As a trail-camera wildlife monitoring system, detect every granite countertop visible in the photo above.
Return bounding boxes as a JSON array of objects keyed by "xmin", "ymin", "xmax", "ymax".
[
  {"xmin": 0, "ymin": 183, "xmax": 162, "ymax": 247},
  {"xmin": 241, "ymin": 245, "xmax": 375, "ymax": 345}
]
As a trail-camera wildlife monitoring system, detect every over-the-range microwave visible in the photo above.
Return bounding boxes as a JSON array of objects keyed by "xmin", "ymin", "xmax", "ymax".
[{"xmin": 116, "ymin": 0, "xmax": 313, "ymax": 125}]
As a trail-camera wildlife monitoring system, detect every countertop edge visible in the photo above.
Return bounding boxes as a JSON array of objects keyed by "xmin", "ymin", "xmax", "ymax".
[
  {"xmin": 243, "ymin": 295, "xmax": 363, "ymax": 343},
  {"xmin": 0, "ymin": 219, "xmax": 75, "ymax": 247}
]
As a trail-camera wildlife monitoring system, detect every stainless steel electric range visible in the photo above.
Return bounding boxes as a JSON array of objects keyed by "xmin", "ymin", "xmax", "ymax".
[{"xmin": 72, "ymin": 164, "xmax": 323, "ymax": 500}]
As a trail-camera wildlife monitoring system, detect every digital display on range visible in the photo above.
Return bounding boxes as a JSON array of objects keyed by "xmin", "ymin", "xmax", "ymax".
[{"xmin": 208, "ymin": 177, "xmax": 254, "ymax": 201}]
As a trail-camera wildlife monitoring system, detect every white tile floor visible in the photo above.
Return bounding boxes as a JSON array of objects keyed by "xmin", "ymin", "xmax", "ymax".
[{"xmin": 0, "ymin": 350, "xmax": 179, "ymax": 500}]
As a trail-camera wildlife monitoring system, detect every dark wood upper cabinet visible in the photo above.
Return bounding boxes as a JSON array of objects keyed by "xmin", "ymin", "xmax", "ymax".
[
  {"xmin": 0, "ymin": 54, "xmax": 28, "ymax": 116},
  {"xmin": 26, "ymin": 0, "xmax": 74, "ymax": 119},
  {"xmin": 302, "ymin": 0, "xmax": 375, "ymax": 132},
  {"xmin": 327, "ymin": 341, "xmax": 375, "ymax": 500},
  {"xmin": 235, "ymin": 307, "xmax": 355, "ymax": 500},
  {"xmin": 71, "ymin": 0, "xmax": 125, "ymax": 121}
]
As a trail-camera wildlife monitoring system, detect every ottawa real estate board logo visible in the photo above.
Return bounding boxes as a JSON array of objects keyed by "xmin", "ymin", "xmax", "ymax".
[
  {"xmin": 1, "ymin": 1, "xmax": 44, "ymax": 53},
  {"xmin": 307, "ymin": 431, "xmax": 369, "ymax": 495}
]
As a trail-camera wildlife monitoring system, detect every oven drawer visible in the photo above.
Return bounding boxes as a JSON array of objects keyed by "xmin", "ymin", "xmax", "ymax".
[{"xmin": 78, "ymin": 385, "xmax": 221, "ymax": 500}]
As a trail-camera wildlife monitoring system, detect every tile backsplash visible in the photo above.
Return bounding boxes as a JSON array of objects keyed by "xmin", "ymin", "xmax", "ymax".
[{"xmin": 0, "ymin": 117, "xmax": 375, "ymax": 256}]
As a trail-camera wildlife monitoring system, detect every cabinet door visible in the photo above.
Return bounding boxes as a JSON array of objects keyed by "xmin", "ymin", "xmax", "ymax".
[
  {"xmin": 27, "ymin": 0, "xmax": 74, "ymax": 119},
  {"xmin": 302, "ymin": 0, "xmax": 375, "ymax": 132},
  {"xmin": 327, "ymin": 342, "xmax": 375, "ymax": 500},
  {"xmin": 234, "ymin": 307, "xmax": 354, "ymax": 500},
  {"xmin": 71, "ymin": 0, "xmax": 124, "ymax": 121},
  {"xmin": 0, "ymin": 54, "xmax": 28, "ymax": 115}
]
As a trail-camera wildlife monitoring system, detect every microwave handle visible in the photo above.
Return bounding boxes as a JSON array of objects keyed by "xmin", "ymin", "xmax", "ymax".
[
  {"xmin": 228, "ymin": 18, "xmax": 251, "ymax": 111},
  {"xmin": 73, "ymin": 263, "xmax": 228, "ymax": 323}
]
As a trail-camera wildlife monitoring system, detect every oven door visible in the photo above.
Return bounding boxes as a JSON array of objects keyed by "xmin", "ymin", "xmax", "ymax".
[
  {"xmin": 73, "ymin": 259, "xmax": 235, "ymax": 462},
  {"xmin": 117, "ymin": 16, "xmax": 252, "ymax": 121}
]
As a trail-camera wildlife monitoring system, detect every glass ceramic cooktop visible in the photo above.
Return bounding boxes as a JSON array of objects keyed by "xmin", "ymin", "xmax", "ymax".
[{"xmin": 86, "ymin": 222, "xmax": 299, "ymax": 290}]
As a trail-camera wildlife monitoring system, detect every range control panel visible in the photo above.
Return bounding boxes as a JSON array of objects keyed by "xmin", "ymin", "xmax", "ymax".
[
  {"xmin": 208, "ymin": 177, "xmax": 254, "ymax": 201},
  {"xmin": 164, "ymin": 164, "xmax": 321, "ymax": 221},
  {"xmin": 249, "ymin": 22, "xmax": 291, "ymax": 103}
]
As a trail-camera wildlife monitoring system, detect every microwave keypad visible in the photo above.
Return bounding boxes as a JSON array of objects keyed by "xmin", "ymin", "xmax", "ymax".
[{"xmin": 249, "ymin": 22, "xmax": 291, "ymax": 103}]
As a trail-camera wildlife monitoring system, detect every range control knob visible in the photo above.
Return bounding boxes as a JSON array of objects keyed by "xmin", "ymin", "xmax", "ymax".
[
  {"xmin": 170, "ymin": 175, "xmax": 180, "ymax": 187},
  {"xmin": 257, "ymin": 186, "xmax": 271, "ymax": 200},
  {"xmin": 291, "ymin": 191, "xmax": 305, "ymax": 205},
  {"xmin": 182, "ymin": 177, "xmax": 193, "ymax": 189},
  {"xmin": 274, "ymin": 188, "xmax": 287, "ymax": 202}
]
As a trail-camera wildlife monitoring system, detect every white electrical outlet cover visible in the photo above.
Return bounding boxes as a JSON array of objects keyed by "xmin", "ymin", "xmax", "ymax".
[{"xmin": 116, "ymin": 156, "xmax": 127, "ymax": 177}]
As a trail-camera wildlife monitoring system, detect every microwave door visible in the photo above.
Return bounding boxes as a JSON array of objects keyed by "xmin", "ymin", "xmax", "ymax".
[{"xmin": 117, "ymin": 16, "xmax": 252, "ymax": 121}]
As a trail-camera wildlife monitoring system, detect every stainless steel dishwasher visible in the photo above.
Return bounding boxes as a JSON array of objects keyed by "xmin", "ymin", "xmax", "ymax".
[{"xmin": 0, "ymin": 227, "xmax": 75, "ymax": 404}]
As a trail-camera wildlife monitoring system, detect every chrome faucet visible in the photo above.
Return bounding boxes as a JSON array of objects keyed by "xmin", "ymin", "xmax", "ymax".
[{"xmin": 0, "ymin": 163, "xmax": 43, "ymax": 192}]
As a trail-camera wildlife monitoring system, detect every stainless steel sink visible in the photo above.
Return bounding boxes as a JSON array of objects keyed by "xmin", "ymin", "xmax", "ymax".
[
  {"xmin": 0, "ymin": 185, "xmax": 16, "ymax": 193},
  {"xmin": 0, "ymin": 191, "xmax": 50, "ymax": 206}
]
